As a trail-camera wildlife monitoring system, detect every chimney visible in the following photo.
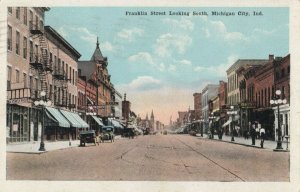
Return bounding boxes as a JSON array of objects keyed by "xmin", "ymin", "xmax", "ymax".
[{"xmin": 269, "ymin": 54, "xmax": 274, "ymax": 61}]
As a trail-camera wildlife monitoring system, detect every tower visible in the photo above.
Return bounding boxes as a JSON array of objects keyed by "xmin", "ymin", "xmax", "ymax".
[{"xmin": 150, "ymin": 110, "xmax": 155, "ymax": 131}]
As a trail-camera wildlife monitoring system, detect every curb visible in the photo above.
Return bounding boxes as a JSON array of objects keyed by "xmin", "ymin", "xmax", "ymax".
[{"xmin": 195, "ymin": 135, "xmax": 287, "ymax": 151}]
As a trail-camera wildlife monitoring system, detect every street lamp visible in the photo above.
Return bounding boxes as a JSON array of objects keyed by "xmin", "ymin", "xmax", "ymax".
[
  {"xmin": 209, "ymin": 113, "xmax": 216, "ymax": 139},
  {"xmin": 270, "ymin": 90, "xmax": 287, "ymax": 150},
  {"xmin": 34, "ymin": 91, "xmax": 51, "ymax": 151},
  {"xmin": 227, "ymin": 106, "xmax": 238, "ymax": 142}
]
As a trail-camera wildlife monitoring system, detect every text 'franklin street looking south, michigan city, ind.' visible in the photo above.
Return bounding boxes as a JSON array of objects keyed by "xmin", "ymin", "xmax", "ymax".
[{"xmin": 125, "ymin": 10, "xmax": 263, "ymax": 17}]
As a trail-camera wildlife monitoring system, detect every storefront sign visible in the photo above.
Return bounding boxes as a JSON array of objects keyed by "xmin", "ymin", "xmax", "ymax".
[{"xmin": 7, "ymin": 98, "xmax": 30, "ymax": 104}]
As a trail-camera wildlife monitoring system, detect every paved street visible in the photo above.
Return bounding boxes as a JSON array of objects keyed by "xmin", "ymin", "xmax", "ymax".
[{"xmin": 6, "ymin": 134, "xmax": 289, "ymax": 181}]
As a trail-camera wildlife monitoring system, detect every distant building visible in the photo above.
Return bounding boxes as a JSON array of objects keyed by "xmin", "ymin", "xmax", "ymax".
[
  {"xmin": 201, "ymin": 84, "xmax": 219, "ymax": 132},
  {"xmin": 193, "ymin": 93, "xmax": 202, "ymax": 120},
  {"xmin": 122, "ymin": 94, "xmax": 131, "ymax": 122}
]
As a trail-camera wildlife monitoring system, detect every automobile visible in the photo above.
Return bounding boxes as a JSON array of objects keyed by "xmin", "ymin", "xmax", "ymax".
[
  {"xmin": 79, "ymin": 130, "xmax": 98, "ymax": 146},
  {"xmin": 101, "ymin": 126, "xmax": 115, "ymax": 142},
  {"xmin": 163, "ymin": 130, "xmax": 168, "ymax": 135}
]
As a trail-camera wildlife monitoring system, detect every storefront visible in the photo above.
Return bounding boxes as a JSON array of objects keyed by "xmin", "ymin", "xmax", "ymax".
[
  {"xmin": 7, "ymin": 102, "xmax": 42, "ymax": 143},
  {"xmin": 273, "ymin": 104, "xmax": 290, "ymax": 142}
]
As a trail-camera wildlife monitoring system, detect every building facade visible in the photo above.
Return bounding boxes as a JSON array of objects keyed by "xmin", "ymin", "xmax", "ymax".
[
  {"xmin": 7, "ymin": 7, "xmax": 49, "ymax": 143},
  {"xmin": 201, "ymin": 84, "xmax": 219, "ymax": 132},
  {"xmin": 193, "ymin": 93, "xmax": 202, "ymax": 121}
]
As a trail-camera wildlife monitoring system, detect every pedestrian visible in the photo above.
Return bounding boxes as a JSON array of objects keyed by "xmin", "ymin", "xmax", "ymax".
[
  {"xmin": 260, "ymin": 127, "xmax": 266, "ymax": 148},
  {"xmin": 250, "ymin": 125, "xmax": 256, "ymax": 145},
  {"xmin": 255, "ymin": 121, "xmax": 260, "ymax": 139}
]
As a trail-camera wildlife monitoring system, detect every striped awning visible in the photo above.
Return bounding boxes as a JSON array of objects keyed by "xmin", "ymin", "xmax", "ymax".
[
  {"xmin": 45, "ymin": 107, "xmax": 70, "ymax": 128},
  {"xmin": 91, "ymin": 116, "xmax": 104, "ymax": 126},
  {"xmin": 60, "ymin": 110, "xmax": 89, "ymax": 128}
]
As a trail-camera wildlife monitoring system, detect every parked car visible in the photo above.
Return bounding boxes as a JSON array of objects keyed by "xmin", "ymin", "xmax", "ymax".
[
  {"xmin": 101, "ymin": 126, "xmax": 115, "ymax": 142},
  {"xmin": 79, "ymin": 130, "xmax": 98, "ymax": 146}
]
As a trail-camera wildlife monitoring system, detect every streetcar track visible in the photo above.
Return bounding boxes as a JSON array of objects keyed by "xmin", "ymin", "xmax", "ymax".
[{"xmin": 174, "ymin": 137, "xmax": 246, "ymax": 182}]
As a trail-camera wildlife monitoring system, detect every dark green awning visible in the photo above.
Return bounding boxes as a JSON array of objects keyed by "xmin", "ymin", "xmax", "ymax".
[
  {"xmin": 91, "ymin": 116, "xmax": 104, "ymax": 126},
  {"xmin": 45, "ymin": 107, "xmax": 70, "ymax": 128}
]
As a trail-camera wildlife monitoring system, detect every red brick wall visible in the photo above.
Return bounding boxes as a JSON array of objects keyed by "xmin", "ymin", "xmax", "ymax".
[{"xmin": 193, "ymin": 93, "xmax": 202, "ymax": 120}]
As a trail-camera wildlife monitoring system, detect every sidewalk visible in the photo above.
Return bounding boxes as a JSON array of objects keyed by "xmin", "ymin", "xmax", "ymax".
[
  {"xmin": 7, "ymin": 135, "xmax": 123, "ymax": 154},
  {"xmin": 195, "ymin": 133, "xmax": 289, "ymax": 152}
]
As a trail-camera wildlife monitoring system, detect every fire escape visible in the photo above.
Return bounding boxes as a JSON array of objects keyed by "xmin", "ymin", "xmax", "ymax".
[
  {"xmin": 29, "ymin": 21, "xmax": 52, "ymax": 101},
  {"xmin": 52, "ymin": 53, "xmax": 70, "ymax": 108}
]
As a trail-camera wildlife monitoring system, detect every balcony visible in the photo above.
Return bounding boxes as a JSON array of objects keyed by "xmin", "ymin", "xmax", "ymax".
[
  {"xmin": 7, "ymin": 88, "xmax": 40, "ymax": 104},
  {"xmin": 29, "ymin": 21, "xmax": 44, "ymax": 35}
]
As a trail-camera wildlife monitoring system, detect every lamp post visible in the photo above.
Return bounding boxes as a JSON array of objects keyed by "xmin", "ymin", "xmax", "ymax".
[
  {"xmin": 34, "ymin": 91, "xmax": 51, "ymax": 151},
  {"xmin": 209, "ymin": 113, "xmax": 216, "ymax": 139},
  {"xmin": 270, "ymin": 90, "xmax": 287, "ymax": 150},
  {"xmin": 227, "ymin": 106, "xmax": 238, "ymax": 142}
]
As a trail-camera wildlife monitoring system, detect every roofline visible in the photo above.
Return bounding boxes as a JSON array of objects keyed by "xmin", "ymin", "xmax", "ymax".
[
  {"xmin": 226, "ymin": 59, "xmax": 268, "ymax": 73},
  {"xmin": 45, "ymin": 26, "xmax": 81, "ymax": 59}
]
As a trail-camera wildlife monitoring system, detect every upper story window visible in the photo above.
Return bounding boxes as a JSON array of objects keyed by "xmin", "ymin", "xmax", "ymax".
[
  {"xmin": 35, "ymin": 15, "xmax": 39, "ymax": 29},
  {"xmin": 16, "ymin": 31, "xmax": 20, "ymax": 55},
  {"xmin": 23, "ymin": 36, "xmax": 27, "ymax": 59},
  {"xmin": 23, "ymin": 7, "xmax": 27, "ymax": 25},
  {"xmin": 29, "ymin": 10, "xmax": 33, "ymax": 29},
  {"xmin": 7, "ymin": 25, "xmax": 12, "ymax": 51},
  {"xmin": 8, "ymin": 7, "xmax": 12, "ymax": 14},
  {"xmin": 287, "ymin": 66, "xmax": 290, "ymax": 74},
  {"xmin": 16, "ymin": 70, "xmax": 20, "ymax": 83},
  {"xmin": 16, "ymin": 7, "xmax": 20, "ymax": 20}
]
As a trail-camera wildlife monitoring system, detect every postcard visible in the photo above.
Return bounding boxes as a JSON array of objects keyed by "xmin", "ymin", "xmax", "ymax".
[{"xmin": 1, "ymin": 0, "xmax": 300, "ymax": 192}]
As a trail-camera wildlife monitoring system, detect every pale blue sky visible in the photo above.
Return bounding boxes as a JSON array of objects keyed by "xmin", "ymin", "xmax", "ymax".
[{"xmin": 45, "ymin": 7, "xmax": 289, "ymax": 124}]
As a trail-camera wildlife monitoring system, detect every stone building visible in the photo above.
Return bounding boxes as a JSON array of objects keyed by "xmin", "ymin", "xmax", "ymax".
[
  {"xmin": 6, "ymin": 7, "xmax": 88, "ymax": 144},
  {"xmin": 7, "ymin": 7, "xmax": 50, "ymax": 143},
  {"xmin": 201, "ymin": 84, "xmax": 219, "ymax": 132}
]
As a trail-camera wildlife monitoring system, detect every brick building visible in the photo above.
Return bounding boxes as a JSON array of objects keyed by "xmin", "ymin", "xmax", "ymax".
[
  {"xmin": 193, "ymin": 93, "xmax": 202, "ymax": 121},
  {"xmin": 6, "ymin": 7, "xmax": 88, "ymax": 144}
]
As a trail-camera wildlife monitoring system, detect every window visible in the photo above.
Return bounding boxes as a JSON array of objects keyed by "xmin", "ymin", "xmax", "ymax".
[
  {"xmin": 7, "ymin": 66, "xmax": 12, "ymax": 89},
  {"xmin": 30, "ymin": 76, "xmax": 33, "ymax": 89},
  {"xmin": 282, "ymin": 86, "xmax": 285, "ymax": 98},
  {"xmin": 7, "ymin": 25, "xmax": 12, "ymax": 51},
  {"xmin": 16, "ymin": 31, "xmax": 20, "ymax": 55},
  {"xmin": 287, "ymin": 66, "xmax": 290, "ymax": 74},
  {"xmin": 16, "ymin": 7, "xmax": 20, "ymax": 19},
  {"xmin": 35, "ymin": 78, "xmax": 38, "ymax": 90},
  {"xmin": 62, "ymin": 61, "xmax": 65, "ymax": 74},
  {"xmin": 29, "ymin": 41, "xmax": 33, "ymax": 62},
  {"xmin": 69, "ymin": 67, "xmax": 71, "ymax": 82},
  {"xmin": 16, "ymin": 70, "xmax": 20, "ymax": 83},
  {"xmin": 75, "ymin": 71, "xmax": 77, "ymax": 84},
  {"xmin": 29, "ymin": 10, "xmax": 33, "ymax": 29},
  {"xmin": 23, "ymin": 73, "xmax": 27, "ymax": 88},
  {"xmin": 35, "ymin": 15, "xmax": 39, "ymax": 29},
  {"xmin": 58, "ymin": 58, "xmax": 61, "ymax": 72},
  {"xmin": 72, "ymin": 69, "xmax": 75, "ymax": 85},
  {"xmin": 40, "ymin": 20, "xmax": 44, "ymax": 30},
  {"xmin": 23, "ymin": 7, "xmax": 27, "ymax": 25},
  {"xmin": 65, "ymin": 64, "xmax": 68, "ymax": 79},
  {"xmin": 23, "ymin": 36, "xmax": 27, "ymax": 59},
  {"xmin": 8, "ymin": 7, "xmax": 12, "ymax": 14},
  {"xmin": 54, "ymin": 56, "xmax": 57, "ymax": 69}
]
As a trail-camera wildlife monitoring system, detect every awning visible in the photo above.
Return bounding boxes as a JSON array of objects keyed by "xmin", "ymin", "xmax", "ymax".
[
  {"xmin": 72, "ymin": 113, "xmax": 89, "ymax": 128},
  {"xmin": 45, "ymin": 107, "xmax": 70, "ymax": 128},
  {"xmin": 110, "ymin": 118, "xmax": 123, "ymax": 129},
  {"xmin": 91, "ymin": 115, "xmax": 104, "ymax": 126},
  {"xmin": 60, "ymin": 110, "xmax": 81, "ymax": 128}
]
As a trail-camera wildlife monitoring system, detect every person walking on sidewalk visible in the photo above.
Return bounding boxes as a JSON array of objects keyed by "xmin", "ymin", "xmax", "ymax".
[
  {"xmin": 250, "ymin": 125, "xmax": 256, "ymax": 145},
  {"xmin": 260, "ymin": 127, "xmax": 266, "ymax": 148}
]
